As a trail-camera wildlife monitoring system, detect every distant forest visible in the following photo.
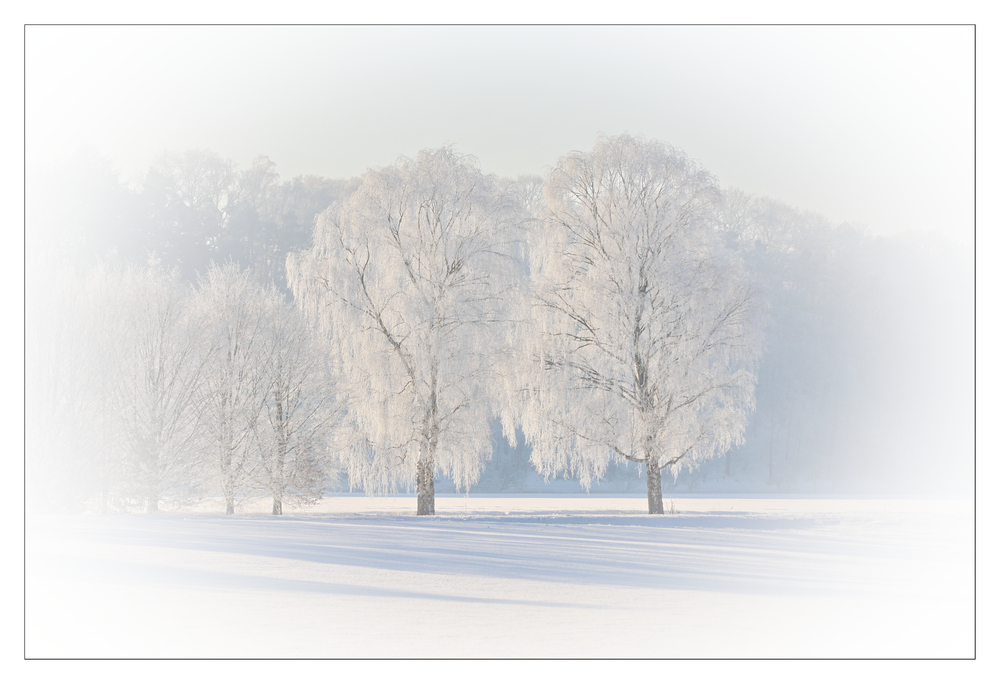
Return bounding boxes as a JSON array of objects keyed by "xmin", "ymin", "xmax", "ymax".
[{"xmin": 28, "ymin": 149, "xmax": 360, "ymax": 296}]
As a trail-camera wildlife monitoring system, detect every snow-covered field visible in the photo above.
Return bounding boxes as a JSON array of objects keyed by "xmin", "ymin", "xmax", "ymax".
[{"xmin": 25, "ymin": 495, "xmax": 974, "ymax": 658}]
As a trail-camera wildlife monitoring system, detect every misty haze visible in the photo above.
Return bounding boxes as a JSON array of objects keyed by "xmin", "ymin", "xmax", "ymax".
[{"xmin": 23, "ymin": 25, "xmax": 974, "ymax": 659}]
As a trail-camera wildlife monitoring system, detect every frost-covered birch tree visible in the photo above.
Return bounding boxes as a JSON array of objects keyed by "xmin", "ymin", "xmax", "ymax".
[
  {"xmin": 520, "ymin": 134, "xmax": 761, "ymax": 514},
  {"xmin": 114, "ymin": 265, "xmax": 206, "ymax": 512},
  {"xmin": 77, "ymin": 265, "xmax": 132, "ymax": 512},
  {"xmin": 193, "ymin": 263, "xmax": 273, "ymax": 514},
  {"xmin": 255, "ymin": 299, "xmax": 338, "ymax": 515},
  {"xmin": 288, "ymin": 148, "xmax": 520, "ymax": 515}
]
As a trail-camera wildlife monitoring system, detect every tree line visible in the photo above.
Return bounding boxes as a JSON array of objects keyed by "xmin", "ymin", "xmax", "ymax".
[{"xmin": 26, "ymin": 134, "xmax": 972, "ymax": 515}]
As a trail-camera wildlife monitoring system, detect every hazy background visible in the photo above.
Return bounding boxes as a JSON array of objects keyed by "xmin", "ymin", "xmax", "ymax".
[
  {"xmin": 26, "ymin": 25, "xmax": 973, "ymax": 244},
  {"xmin": 23, "ymin": 25, "xmax": 975, "ymax": 500}
]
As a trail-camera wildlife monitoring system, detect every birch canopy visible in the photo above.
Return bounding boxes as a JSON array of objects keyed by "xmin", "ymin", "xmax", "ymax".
[
  {"xmin": 520, "ymin": 134, "xmax": 762, "ymax": 513},
  {"xmin": 288, "ymin": 148, "xmax": 519, "ymax": 515}
]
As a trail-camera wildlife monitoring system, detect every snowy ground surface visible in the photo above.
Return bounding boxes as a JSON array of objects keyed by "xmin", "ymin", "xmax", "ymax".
[{"xmin": 25, "ymin": 494, "xmax": 974, "ymax": 658}]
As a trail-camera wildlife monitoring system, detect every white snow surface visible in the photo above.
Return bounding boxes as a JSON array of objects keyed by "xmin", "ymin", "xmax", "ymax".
[{"xmin": 25, "ymin": 495, "xmax": 973, "ymax": 658}]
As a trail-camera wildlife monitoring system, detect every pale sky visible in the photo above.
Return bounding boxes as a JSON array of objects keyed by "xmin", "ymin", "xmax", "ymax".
[{"xmin": 25, "ymin": 25, "xmax": 974, "ymax": 243}]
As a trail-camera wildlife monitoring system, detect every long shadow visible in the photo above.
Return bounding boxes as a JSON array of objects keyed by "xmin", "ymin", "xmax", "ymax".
[
  {"xmin": 27, "ymin": 512, "xmax": 930, "ymax": 600},
  {"xmin": 33, "ymin": 554, "xmax": 600, "ymax": 609}
]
